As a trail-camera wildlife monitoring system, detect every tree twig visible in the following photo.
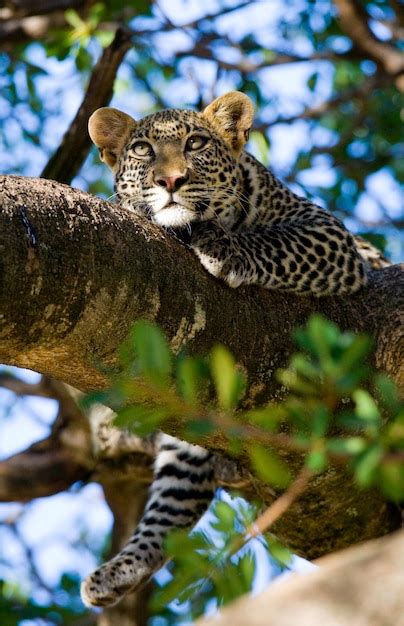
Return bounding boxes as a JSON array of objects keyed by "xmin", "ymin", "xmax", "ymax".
[{"xmin": 248, "ymin": 468, "xmax": 312, "ymax": 537}]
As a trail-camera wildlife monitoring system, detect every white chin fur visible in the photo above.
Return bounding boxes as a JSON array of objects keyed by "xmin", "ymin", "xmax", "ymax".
[{"xmin": 153, "ymin": 206, "xmax": 194, "ymax": 227}]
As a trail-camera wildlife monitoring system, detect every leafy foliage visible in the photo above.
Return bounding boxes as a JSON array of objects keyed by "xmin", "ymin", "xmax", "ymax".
[
  {"xmin": 0, "ymin": 575, "xmax": 86, "ymax": 626},
  {"xmin": 85, "ymin": 314, "xmax": 403, "ymax": 619},
  {"xmin": 96, "ymin": 315, "xmax": 404, "ymax": 500}
]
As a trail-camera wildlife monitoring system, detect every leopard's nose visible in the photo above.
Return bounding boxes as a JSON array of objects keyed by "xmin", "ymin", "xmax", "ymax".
[{"xmin": 155, "ymin": 174, "xmax": 188, "ymax": 192}]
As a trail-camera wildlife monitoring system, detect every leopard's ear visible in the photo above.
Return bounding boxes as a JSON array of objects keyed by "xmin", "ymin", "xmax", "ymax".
[
  {"xmin": 88, "ymin": 107, "xmax": 136, "ymax": 171},
  {"xmin": 202, "ymin": 91, "xmax": 254, "ymax": 157}
]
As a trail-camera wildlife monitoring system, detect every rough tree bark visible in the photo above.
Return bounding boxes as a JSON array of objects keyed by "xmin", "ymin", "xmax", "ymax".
[{"xmin": 1, "ymin": 174, "xmax": 403, "ymax": 563}]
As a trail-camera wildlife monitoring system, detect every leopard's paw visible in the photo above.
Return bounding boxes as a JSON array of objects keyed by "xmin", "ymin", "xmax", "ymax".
[
  {"xmin": 224, "ymin": 269, "xmax": 245, "ymax": 288},
  {"xmin": 81, "ymin": 558, "xmax": 152, "ymax": 608},
  {"xmin": 193, "ymin": 248, "xmax": 225, "ymax": 277}
]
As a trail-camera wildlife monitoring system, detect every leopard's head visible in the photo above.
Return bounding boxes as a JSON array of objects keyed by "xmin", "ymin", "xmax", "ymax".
[{"xmin": 88, "ymin": 92, "xmax": 254, "ymax": 228}]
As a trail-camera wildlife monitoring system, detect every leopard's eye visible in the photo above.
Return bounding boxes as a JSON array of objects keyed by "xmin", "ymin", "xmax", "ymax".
[
  {"xmin": 185, "ymin": 135, "xmax": 209, "ymax": 151},
  {"xmin": 132, "ymin": 141, "xmax": 154, "ymax": 157}
]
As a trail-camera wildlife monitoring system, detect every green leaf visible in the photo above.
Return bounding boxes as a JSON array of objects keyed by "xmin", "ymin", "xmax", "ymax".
[
  {"xmin": 295, "ymin": 315, "xmax": 339, "ymax": 361},
  {"xmin": 306, "ymin": 448, "xmax": 327, "ymax": 473},
  {"xmin": 276, "ymin": 368, "xmax": 318, "ymax": 395},
  {"xmin": 377, "ymin": 461, "xmax": 404, "ymax": 501},
  {"xmin": 114, "ymin": 405, "xmax": 167, "ymax": 435},
  {"xmin": 64, "ymin": 9, "xmax": 84, "ymax": 28},
  {"xmin": 184, "ymin": 418, "xmax": 214, "ymax": 439},
  {"xmin": 249, "ymin": 444, "xmax": 292, "ymax": 488},
  {"xmin": 374, "ymin": 373, "xmax": 400, "ymax": 411},
  {"xmin": 354, "ymin": 444, "xmax": 384, "ymax": 487},
  {"xmin": 131, "ymin": 320, "xmax": 172, "ymax": 383},
  {"xmin": 176, "ymin": 356, "xmax": 207, "ymax": 403},
  {"xmin": 353, "ymin": 389, "xmax": 381, "ymax": 424},
  {"xmin": 327, "ymin": 437, "xmax": 367, "ymax": 456},
  {"xmin": 238, "ymin": 551, "xmax": 256, "ymax": 589},
  {"xmin": 164, "ymin": 529, "xmax": 208, "ymax": 558},
  {"xmin": 307, "ymin": 72, "xmax": 319, "ymax": 91},
  {"xmin": 265, "ymin": 535, "xmax": 292, "ymax": 567},
  {"xmin": 250, "ymin": 131, "xmax": 270, "ymax": 166},
  {"xmin": 210, "ymin": 345, "xmax": 244, "ymax": 410},
  {"xmin": 245, "ymin": 404, "xmax": 285, "ymax": 431},
  {"xmin": 95, "ymin": 30, "xmax": 115, "ymax": 47},
  {"xmin": 337, "ymin": 335, "xmax": 372, "ymax": 373},
  {"xmin": 311, "ymin": 407, "xmax": 330, "ymax": 438},
  {"xmin": 290, "ymin": 353, "xmax": 320, "ymax": 381},
  {"xmin": 384, "ymin": 414, "xmax": 404, "ymax": 447},
  {"xmin": 214, "ymin": 501, "xmax": 237, "ymax": 531},
  {"xmin": 75, "ymin": 46, "xmax": 93, "ymax": 71}
]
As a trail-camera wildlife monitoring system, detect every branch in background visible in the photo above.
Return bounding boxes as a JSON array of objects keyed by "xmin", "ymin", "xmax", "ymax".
[
  {"xmin": 7, "ymin": 520, "xmax": 54, "ymax": 593},
  {"xmin": 41, "ymin": 27, "xmax": 132, "ymax": 184},
  {"xmin": 254, "ymin": 74, "xmax": 384, "ymax": 132},
  {"xmin": 0, "ymin": 0, "xmax": 88, "ymax": 47},
  {"xmin": 390, "ymin": 0, "xmax": 404, "ymax": 28},
  {"xmin": 0, "ymin": 372, "xmax": 60, "ymax": 398},
  {"xmin": 0, "ymin": 438, "xmax": 89, "ymax": 501},
  {"xmin": 333, "ymin": 0, "xmax": 404, "ymax": 89},
  {"xmin": 177, "ymin": 45, "xmax": 359, "ymax": 74},
  {"xmin": 3, "ymin": 0, "xmax": 86, "ymax": 18}
]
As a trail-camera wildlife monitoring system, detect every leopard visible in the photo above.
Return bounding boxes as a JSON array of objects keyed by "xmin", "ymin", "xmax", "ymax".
[{"xmin": 81, "ymin": 91, "xmax": 386, "ymax": 608}]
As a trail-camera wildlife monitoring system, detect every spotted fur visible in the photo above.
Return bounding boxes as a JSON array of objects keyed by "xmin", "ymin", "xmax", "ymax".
[{"xmin": 82, "ymin": 92, "xmax": 385, "ymax": 608}]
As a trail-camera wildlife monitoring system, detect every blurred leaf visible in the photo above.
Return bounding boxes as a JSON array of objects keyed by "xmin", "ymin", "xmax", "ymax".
[
  {"xmin": 265, "ymin": 535, "xmax": 292, "ymax": 568},
  {"xmin": 353, "ymin": 389, "xmax": 381, "ymax": 424},
  {"xmin": 176, "ymin": 355, "xmax": 208, "ymax": 403},
  {"xmin": 210, "ymin": 345, "xmax": 245, "ymax": 410},
  {"xmin": 75, "ymin": 46, "xmax": 93, "ymax": 72},
  {"xmin": 114, "ymin": 404, "xmax": 168, "ymax": 435},
  {"xmin": 249, "ymin": 444, "xmax": 292, "ymax": 488},
  {"xmin": 327, "ymin": 437, "xmax": 367, "ymax": 455},
  {"xmin": 130, "ymin": 320, "xmax": 172, "ymax": 383},
  {"xmin": 353, "ymin": 444, "xmax": 384, "ymax": 486},
  {"xmin": 377, "ymin": 461, "xmax": 404, "ymax": 501},
  {"xmin": 307, "ymin": 72, "xmax": 319, "ymax": 91},
  {"xmin": 64, "ymin": 9, "xmax": 84, "ymax": 29},
  {"xmin": 374, "ymin": 373, "xmax": 400, "ymax": 412},
  {"xmin": 307, "ymin": 448, "xmax": 327, "ymax": 472}
]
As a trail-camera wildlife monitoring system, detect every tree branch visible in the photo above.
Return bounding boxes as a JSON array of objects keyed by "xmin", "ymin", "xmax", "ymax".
[
  {"xmin": 0, "ymin": 174, "xmax": 402, "ymax": 557},
  {"xmin": 254, "ymin": 74, "xmax": 384, "ymax": 131},
  {"xmin": 41, "ymin": 27, "xmax": 132, "ymax": 184},
  {"xmin": 0, "ymin": 0, "xmax": 88, "ymax": 48},
  {"xmin": 0, "ymin": 371, "xmax": 58, "ymax": 397},
  {"xmin": 333, "ymin": 0, "xmax": 404, "ymax": 89}
]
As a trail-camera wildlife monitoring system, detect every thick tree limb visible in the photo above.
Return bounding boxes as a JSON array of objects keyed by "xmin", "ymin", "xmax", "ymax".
[
  {"xmin": 197, "ymin": 530, "xmax": 404, "ymax": 626},
  {"xmin": 0, "ymin": 174, "xmax": 403, "ymax": 558}
]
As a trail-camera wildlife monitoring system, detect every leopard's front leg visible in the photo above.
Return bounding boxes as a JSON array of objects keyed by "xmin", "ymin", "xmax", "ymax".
[
  {"xmin": 191, "ymin": 220, "xmax": 366, "ymax": 295},
  {"xmin": 191, "ymin": 222, "xmax": 251, "ymax": 288}
]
